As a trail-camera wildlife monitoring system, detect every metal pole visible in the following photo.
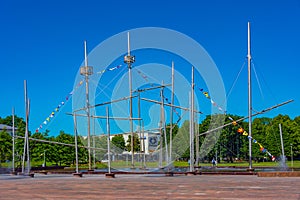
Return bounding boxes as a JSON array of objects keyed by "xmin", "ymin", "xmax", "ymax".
[
  {"xmin": 26, "ymin": 99, "xmax": 30, "ymax": 174},
  {"xmin": 159, "ymin": 85, "xmax": 163, "ymax": 168},
  {"xmin": 169, "ymin": 61, "xmax": 174, "ymax": 163},
  {"xmin": 191, "ymin": 66, "xmax": 195, "ymax": 168},
  {"xmin": 124, "ymin": 32, "xmax": 135, "ymax": 168},
  {"xmin": 12, "ymin": 107, "xmax": 15, "ymax": 173},
  {"xmin": 84, "ymin": 41, "xmax": 92, "ymax": 171},
  {"xmin": 138, "ymin": 93, "xmax": 142, "ymax": 168},
  {"xmin": 22, "ymin": 80, "xmax": 30, "ymax": 174},
  {"xmin": 93, "ymin": 117, "xmax": 96, "ymax": 169},
  {"xmin": 22, "ymin": 81, "xmax": 27, "ymax": 174},
  {"xmin": 195, "ymin": 106, "xmax": 200, "ymax": 166},
  {"xmin": 189, "ymin": 92, "xmax": 192, "ymax": 171},
  {"xmin": 247, "ymin": 22, "xmax": 253, "ymax": 170},
  {"xmin": 141, "ymin": 97, "xmax": 202, "ymax": 114},
  {"xmin": 129, "ymin": 54, "xmax": 134, "ymax": 167},
  {"xmin": 138, "ymin": 93, "xmax": 146, "ymax": 168},
  {"xmin": 142, "ymin": 121, "xmax": 146, "ymax": 168},
  {"xmin": 73, "ymin": 114, "xmax": 79, "ymax": 174},
  {"xmin": 279, "ymin": 123, "xmax": 285, "ymax": 160},
  {"xmin": 161, "ymin": 81, "xmax": 168, "ymax": 164},
  {"xmin": 129, "ymin": 62, "xmax": 134, "ymax": 168},
  {"xmin": 106, "ymin": 107, "xmax": 111, "ymax": 174},
  {"xmin": 189, "ymin": 67, "xmax": 195, "ymax": 172},
  {"xmin": 199, "ymin": 100, "xmax": 293, "ymax": 136},
  {"xmin": 290, "ymin": 144, "xmax": 293, "ymax": 170},
  {"xmin": 43, "ymin": 150, "xmax": 46, "ymax": 167}
]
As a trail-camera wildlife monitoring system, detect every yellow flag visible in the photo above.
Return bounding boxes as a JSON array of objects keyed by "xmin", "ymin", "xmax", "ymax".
[
  {"xmin": 243, "ymin": 131, "xmax": 248, "ymax": 136},
  {"xmin": 203, "ymin": 92, "xmax": 210, "ymax": 98}
]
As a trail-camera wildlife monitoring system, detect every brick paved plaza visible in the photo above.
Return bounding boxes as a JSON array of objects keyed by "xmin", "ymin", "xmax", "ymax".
[{"xmin": 0, "ymin": 174, "xmax": 299, "ymax": 199}]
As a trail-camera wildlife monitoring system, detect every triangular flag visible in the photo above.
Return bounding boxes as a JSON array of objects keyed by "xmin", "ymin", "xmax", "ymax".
[
  {"xmin": 237, "ymin": 127, "xmax": 244, "ymax": 133},
  {"xmin": 242, "ymin": 131, "xmax": 248, "ymax": 136},
  {"xmin": 203, "ymin": 92, "xmax": 210, "ymax": 98}
]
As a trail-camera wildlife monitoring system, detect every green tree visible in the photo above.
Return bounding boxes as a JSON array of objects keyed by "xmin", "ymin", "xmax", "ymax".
[
  {"xmin": 0, "ymin": 131, "xmax": 12, "ymax": 163},
  {"xmin": 249, "ymin": 117, "xmax": 272, "ymax": 161},
  {"xmin": 0, "ymin": 115, "xmax": 26, "ymax": 165},
  {"xmin": 292, "ymin": 116, "xmax": 300, "ymax": 158},
  {"xmin": 268, "ymin": 115, "xmax": 297, "ymax": 159},
  {"xmin": 46, "ymin": 135, "xmax": 60, "ymax": 165},
  {"xmin": 30, "ymin": 132, "xmax": 49, "ymax": 162},
  {"xmin": 217, "ymin": 115, "xmax": 244, "ymax": 162},
  {"xmin": 55, "ymin": 131, "xmax": 75, "ymax": 166},
  {"xmin": 93, "ymin": 135, "xmax": 109, "ymax": 161},
  {"xmin": 172, "ymin": 120, "xmax": 189, "ymax": 160},
  {"xmin": 165, "ymin": 123, "xmax": 179, "ymax": 144},
  {"xmin": 126, "ymin": 133, "xmax": 140, "ymax": 152},
  {"xmin": 197, "ymin": 114, "xmax": 227, "ymax": 162},
  {"xmin": 111, "ymin": 134, "xmax": 125, "ymax": 154}
]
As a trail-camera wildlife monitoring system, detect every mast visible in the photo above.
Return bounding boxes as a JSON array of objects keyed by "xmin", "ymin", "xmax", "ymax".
[
  {"xmin": 195, "ymin": 105, "xmax": 200, "ymax": 166},
  {"xmin": 26, "ymin": 99, "xmax": 30, "ymax": 174},
  {"xmin": 142, "ymin": 121, "xmax": 146, "ymax": 168},
  {"xmin": 162, "ymin": 81, "xmax": 169, "ymax": 164},
  {"xmin": 247, "ymin": 22, "xmax": 253, "ymax": 170},
  {"xmin": 138, "ymin": 92, "xmax": 146, "ymax": 168},
  {"xmin": 279, "ymin": 124, "xmax": 285, "ymax": 161},
  {"xmin": 73, "ymin": 113, "xmax": 79, "ymax": 174},
  {"xmin": 106, "ymin": 107, "xmax": 112, "ymax": 174},
  {"xmin": 80, "ymin": 41, "xmax": 93, "ymax": 171},
  {"xmin": 137, "ymin": 92, "xmax": 141, "ymax": 168},
  {"xmin": 189, "ymin": 66, "xmax": 195, "ymax": 172},
  {"xmin": 22, "ymin": 80, "xmax": 30, "ymax": 174},
  {"xmin": 159, "ymin": 82, "xmax": 164, "ymax": 168},
  {"xmin": 169, "ymin": 61, "xmax": 174, "ymax": 163},
  {"xmin": 12, "ymin": 107, "xmax": 15, "ymax": 174},
  {"xmin": 93, "ymin": 116, "xmax": 96, "ymax": 169},
  {"xmin": 124, "ymin": 32, "xmax": 135, "ymax": 168}
]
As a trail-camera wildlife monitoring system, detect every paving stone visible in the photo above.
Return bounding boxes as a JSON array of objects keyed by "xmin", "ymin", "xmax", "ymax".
[{"xmin": 0, "ymin": 174, "xmax": 299, "ymax": 199}]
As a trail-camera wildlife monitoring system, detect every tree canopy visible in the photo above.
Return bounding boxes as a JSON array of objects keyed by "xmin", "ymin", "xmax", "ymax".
[{"xmin": 0, "ymin": 113, "xmax": 299, "ymax": 166}]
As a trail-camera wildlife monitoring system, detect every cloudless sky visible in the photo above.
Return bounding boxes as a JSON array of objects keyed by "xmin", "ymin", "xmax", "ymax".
[{"xmin": 0, "ymin": 0, "xmax": 299, "ymax": 135}]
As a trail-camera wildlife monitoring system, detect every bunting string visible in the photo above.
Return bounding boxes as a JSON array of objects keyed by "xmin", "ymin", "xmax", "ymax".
[
  {"xmin": 135, "ymin": 69, "xmax": 154, "ymax": 87},
  {"xmin": 198, "ymin": 86, "xmax": 276, "ymax": 161},
  {"xmin": 198, "ymin": 87, "xmax": 226, "ymax": 113},
  {"xmin": 35, "ymin": 80, "xmax": 84, "ymax": 133},
  {"xmin": 235, "ymin": 125, "xmax": 276, "ymax": 161},
  {"xmin": 97, "ymin": 65, "xmax": 122, "ymax": 74},
  {"xmin": 36, "ymin": 64, "xmax": 123, "ymax": 133},
  {"xmin": 134, "ymin": 68, "xmax": 183, "ymax": 124},
  {"xmin": 136, "ymin": 69, "xmax": 149, "ymax": 81}
]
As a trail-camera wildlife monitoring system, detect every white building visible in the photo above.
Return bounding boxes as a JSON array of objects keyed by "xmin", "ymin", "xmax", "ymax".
[
  {"xmin": 0, "ymin": 124, "xmax": 16, "ymax": 135},
  {"xmin": 115, "ymin": 131, "xmax": 160, "ymax": 155}
]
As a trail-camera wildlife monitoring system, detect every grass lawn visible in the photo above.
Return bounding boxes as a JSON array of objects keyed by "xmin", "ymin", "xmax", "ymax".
[
  {"xmin": 2, "ymin": 160, "xmax": 299, "ymax": 170},
  {"xmin": 91, "ymin": 160, "xmax": 300, "ymax": 169},
  {"xmin": 173, "ymin": 160, "xmax": 300, "ymax": 168}
]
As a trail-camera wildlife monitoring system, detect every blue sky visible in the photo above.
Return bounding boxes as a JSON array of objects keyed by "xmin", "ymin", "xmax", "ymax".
[{"xmin": 0, "ymin": 0, "xmax": 299, "ymax": 136}]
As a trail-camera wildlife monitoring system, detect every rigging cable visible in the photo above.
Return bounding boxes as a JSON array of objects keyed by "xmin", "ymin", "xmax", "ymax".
[{"xmin": 226, "ymin": 60, "xmax": 246, "ymax": 101}]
